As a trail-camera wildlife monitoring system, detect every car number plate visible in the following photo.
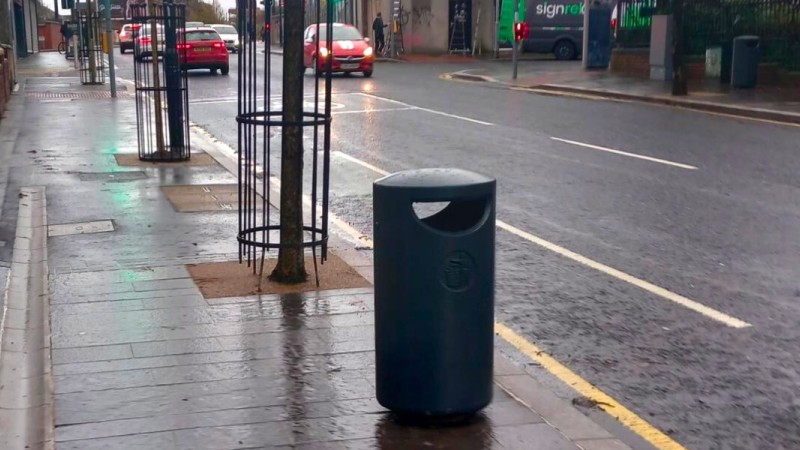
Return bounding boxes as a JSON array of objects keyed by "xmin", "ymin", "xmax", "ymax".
[
  {"xmin": 341, "ymin": 63, "xmax": 359, "ymax": 70},
  {"xmin": 194, "ymin": 47, "xmax": 212, "ymax": 52}
]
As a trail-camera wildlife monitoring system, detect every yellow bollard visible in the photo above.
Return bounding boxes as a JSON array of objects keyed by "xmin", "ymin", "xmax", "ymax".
[{"xmin": 102, "ymin": 34, "xmax": 109, "ymax": 54}]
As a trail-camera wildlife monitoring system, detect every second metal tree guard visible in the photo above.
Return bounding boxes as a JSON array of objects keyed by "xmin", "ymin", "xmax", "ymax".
[
  {"xmin": 131, "ymin": 0, "xmax": 190, "ymax": 162},
  {"xmin": 236, "ymin": 0, "xmax": 334, "ymax": 284},
  {"xmin": 76, "ymin": 0, "xmax": 106, "ymax": 85}
]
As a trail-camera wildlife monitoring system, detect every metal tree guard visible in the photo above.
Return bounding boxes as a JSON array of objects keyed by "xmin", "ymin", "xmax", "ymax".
[
  {"xmin": 236, "ymin": 0, "xmax": 333, "ymax": 285},
  {"xmin": 131, "ymin": 0, "xmax": 190, "ymax": 162},
  {"xmin": 76, "ymin": 0, "xmax": 106, "ymax": 85}
]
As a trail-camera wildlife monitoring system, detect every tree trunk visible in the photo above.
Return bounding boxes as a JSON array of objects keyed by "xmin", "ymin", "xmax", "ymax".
[{"xmin": 270, "ymin": 0, "xmax": 307, "ymax": 284}]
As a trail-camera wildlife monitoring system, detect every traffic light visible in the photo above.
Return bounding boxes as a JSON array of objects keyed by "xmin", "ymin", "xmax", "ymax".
[
  {"xmin": 514, "ymin": 22, "xmax": 529, "ymax": 41},
  {"xmin": 60, "ymin": 0, "xmax": 74, "ymax": 9}
]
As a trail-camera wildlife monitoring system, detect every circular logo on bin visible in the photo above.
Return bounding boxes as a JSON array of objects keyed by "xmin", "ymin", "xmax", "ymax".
[{"xmin": 441, "ymin": 251, "xmax": 475, "ymax": 292}]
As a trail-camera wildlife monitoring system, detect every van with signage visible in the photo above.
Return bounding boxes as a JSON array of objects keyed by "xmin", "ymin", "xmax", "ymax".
[{"xmin": 498, "ymin": 0, "xmax": 617, "ymax": 60}]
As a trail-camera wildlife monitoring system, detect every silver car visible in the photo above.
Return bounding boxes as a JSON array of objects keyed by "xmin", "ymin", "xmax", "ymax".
[
  {"xmin": 134, "ymin": 23, "xmax": 165, "ymax": 61},
  {"xmin": 210, "ymin": 24, "xmax": 240, "ymax": 53}
]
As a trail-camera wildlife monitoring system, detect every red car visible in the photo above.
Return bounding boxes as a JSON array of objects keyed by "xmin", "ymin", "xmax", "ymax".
[
  {"xmin": 303, "ymin": 23, "xmax": 374, "ymax": 77},
  {"xmin": 179, "ymin": 27, "xmax": 230, "ymax": 75}
]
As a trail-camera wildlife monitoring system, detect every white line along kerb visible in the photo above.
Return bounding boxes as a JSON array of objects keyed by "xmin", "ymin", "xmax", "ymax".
[
  {"xmin": 551, "ymin": 137, "xmax": 699, "ymax": 170},
  {"xmin": 496, "ymin": 221, "xmax": 750, "ymax": 329}
]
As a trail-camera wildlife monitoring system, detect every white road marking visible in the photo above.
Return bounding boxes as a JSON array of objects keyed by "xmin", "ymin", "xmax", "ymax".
[
  {"xmin": 189, "ymin": 93, "xmax": 356, "ymax": 105},
  {"xmin": 329, "ymin": 150, "xmax": 749, "ymax": 329},
  {"xmin": 551, "ymin": 137, "xmax": 698, "ymax": 170},
  {"xmin": 495, "ymin": 221, "xmax": 750, "ymax": 328},
  {"xmin": 331, "ymin": 107, "xmax": 416, "ymax": 115},
  {"xmin": 358, "ymin": 92, "xmax": 494, "ymax": 126},
  {"xmin": 333, "ymin": 151, "xmax": 390, "ymax": 175}
]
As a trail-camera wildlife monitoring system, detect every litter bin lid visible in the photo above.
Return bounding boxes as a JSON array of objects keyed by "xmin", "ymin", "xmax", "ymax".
[
  {"xmin": 375, "ymin": 168, "xmax": 494, "ymax": 189},
  {"xmin": 374, "ymin": 168, "xmax": 495, "ymax": 199}
]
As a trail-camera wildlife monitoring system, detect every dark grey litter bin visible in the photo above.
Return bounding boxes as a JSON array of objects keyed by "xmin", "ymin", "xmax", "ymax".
[
  {"xmin": 373, "ymin": 168, "xmax": 496, "ymax": 418},
  {"xmin": 731, "ymin": 36, "xmax": 759, "ymax": 88}
]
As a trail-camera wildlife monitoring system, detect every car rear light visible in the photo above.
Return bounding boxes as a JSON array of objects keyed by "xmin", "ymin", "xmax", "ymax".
[
  {"xmin": 139, "ymin": 37, "xmax": 151, "ymax": 44},
  {"xmin": 212, "ymin": 42, "xmax": 225, "ymax": 49},
  {"xmin": 177, "ymin": 43, "xmax": 192, "ymax": 50}
]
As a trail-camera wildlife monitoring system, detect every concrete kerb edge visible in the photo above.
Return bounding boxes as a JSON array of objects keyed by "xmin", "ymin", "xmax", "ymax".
[
  {"xmin": 191, "ymin": 125, "xmax": 635, "ymax": 449},
  {"xmin": 523, "ymin": 84, "xmax": 800, "ymax": 126},
  {"xmin": 443, "ymin": 71, "xmax": 800, "ymax": 125},
  {"xmin": 448, "ymin": 70, "xmax": 498, "ymax": 83},
  {"xmin": 0, "ymin": 186, "xmax": 54, "ymax": 450}
]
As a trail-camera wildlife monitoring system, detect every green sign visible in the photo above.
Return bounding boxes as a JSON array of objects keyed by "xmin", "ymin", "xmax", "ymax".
[{"xmin": 498, "ymin": 0, "xmax": 526, "ymax": 48}]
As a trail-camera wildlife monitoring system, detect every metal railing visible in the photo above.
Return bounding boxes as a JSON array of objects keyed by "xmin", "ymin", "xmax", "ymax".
[
  {"xmin": 77, "ymin": 3, "xmax": 106, "ymax": 85},
  {"xmin": 131, "ymin": 1, "xmax": 190, "ymax": 161},
  {"xmin": 615, "ymin": 0, "xmax": 800, "ymax": 71}
]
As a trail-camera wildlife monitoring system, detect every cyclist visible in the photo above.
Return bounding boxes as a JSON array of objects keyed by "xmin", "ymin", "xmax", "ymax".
[{"xmin": 59, "ymin": 20, "xmax": 74, "ymax": 54}]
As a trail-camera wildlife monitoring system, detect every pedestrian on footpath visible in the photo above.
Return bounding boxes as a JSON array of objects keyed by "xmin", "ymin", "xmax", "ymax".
[{"xmin": 372, "ymin": 12, "xmax": 387, "ymax": 55}]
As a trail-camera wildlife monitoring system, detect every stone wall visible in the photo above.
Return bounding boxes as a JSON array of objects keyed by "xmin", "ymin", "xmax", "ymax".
[{"xmin": 0, "ymin": 45, "xmax": 15, "ymax": 119}]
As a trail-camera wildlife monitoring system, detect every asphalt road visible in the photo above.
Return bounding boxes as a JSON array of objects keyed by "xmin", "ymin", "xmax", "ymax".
[{"xmin": 115, "ymin": 48, "xmax": 800, "ymax": 450}]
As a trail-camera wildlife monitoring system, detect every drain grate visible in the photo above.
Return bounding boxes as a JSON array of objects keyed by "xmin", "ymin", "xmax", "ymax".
[
  {"xmin": 77, "ymin": 171, "xmax": 148, "ymax": 182},
  {"xmin": 27, "ymin": 91, "xmax": 134, "ymax": 100},
  {"xmin": 49, "ymin": 220, "xmax": 115, "ymax": 237}
]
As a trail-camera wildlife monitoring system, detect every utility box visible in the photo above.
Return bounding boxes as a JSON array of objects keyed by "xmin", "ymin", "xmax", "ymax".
[
  {"xmin": 705, "ymin": 46, "xmax": 722, "ymax": 80},
  {"xmin": 586, "ymin": 4, "xmax": 613, "ymax": 69},
  {"xmin": 649, "ymin": 15, "xmax": 673, "ymax": 81},
  {"xmin": 373, "ymin": 168, "xmax": 496, "ymax": 418},
  {"xmin": 731, "ymin": 36, "xmax": 760, "ymax": 88}
]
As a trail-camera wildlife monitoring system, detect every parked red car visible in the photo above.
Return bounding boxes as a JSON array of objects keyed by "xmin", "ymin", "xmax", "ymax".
[
  {"xmin": 303, "ymin": 23, "xmax": 374, "ymax": 77},
  {"xmin": 179, "ymin": 27, "xmax": 230, "ymax": 75}
]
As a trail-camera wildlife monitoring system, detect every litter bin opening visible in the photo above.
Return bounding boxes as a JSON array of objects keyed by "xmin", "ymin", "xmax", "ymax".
[
  {"xmin": 414, "ymin": 198, "xmax": 491, "ymax": 234},
  {"xmin": 412, "ymin": 201, "xmax": 451, "ymax": 220}
]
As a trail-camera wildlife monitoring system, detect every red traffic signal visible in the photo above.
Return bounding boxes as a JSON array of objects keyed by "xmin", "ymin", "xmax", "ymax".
[{"xmin": 514, "ymin": 22, "xmax": 529, "ymax": 41}]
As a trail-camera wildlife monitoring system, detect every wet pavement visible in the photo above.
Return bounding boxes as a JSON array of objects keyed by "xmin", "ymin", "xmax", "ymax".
[
  {"xmin": 100, "ymin": 47, "xmax": 800, "ymax": 450},
  {"xmin": 0, "ymin": 52, "xmax": 644, "ymax": 449}
]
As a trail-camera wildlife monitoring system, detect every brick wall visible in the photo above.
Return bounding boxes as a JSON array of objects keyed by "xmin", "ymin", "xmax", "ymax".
[
  {"xmin": 38, "ymin": 22, "xmax": 62, "ymax": 52},
  {"xmin": 610, "ymin": 48, "xmax": 788, "ymax": 87},
  {"xmin": 609, "ymin": 48, "xmax": 650, "ymax": 78}
]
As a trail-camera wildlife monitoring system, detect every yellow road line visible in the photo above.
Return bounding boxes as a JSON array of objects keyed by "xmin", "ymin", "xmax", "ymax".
[
  {"xmin": 495, "ymin": 322, "xmax": 689, "ymax": 450},
  {"xmin": 198, "ymin": 127, "xmax": 696, "ymax": 450}
]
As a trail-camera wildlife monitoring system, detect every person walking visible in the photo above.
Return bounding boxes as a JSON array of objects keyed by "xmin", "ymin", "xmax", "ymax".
[{"xmin": 372, "ymin": 12, "xmax": 387, "ymax": 55}]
